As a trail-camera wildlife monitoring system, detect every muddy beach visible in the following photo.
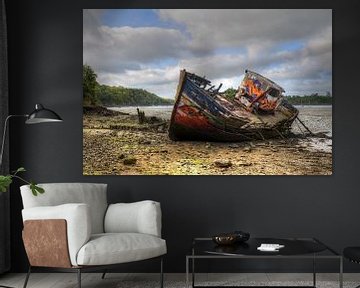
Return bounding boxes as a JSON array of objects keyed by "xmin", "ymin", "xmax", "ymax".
[{"xmin": 83, "ymin": 106, "xmax": 332, "ymax": 175}]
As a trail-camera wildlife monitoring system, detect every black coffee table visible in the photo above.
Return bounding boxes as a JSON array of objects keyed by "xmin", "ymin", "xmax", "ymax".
[{"xmin": 186, "ymin": 237, "xmax": 342, "ymax": 288}]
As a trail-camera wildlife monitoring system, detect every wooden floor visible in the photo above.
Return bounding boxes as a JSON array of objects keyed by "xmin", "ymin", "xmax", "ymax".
[{"xmin": 0, "ymin": 273, "xmax": 359, "ymax": 288}]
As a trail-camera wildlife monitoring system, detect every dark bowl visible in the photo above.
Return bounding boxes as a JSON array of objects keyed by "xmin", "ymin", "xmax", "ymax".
[
  {"xmin": 212, "ymin": 234, "xmax": 238, "ymax": 245},
  {"xmin": 212, "ymin": 231, "xmax": 250, "ymax": 246}
]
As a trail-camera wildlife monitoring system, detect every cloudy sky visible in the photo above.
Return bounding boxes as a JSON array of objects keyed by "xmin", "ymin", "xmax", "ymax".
[{"xmin": 83, "ymin": 9, "xmax": 332, "ymax": 98}]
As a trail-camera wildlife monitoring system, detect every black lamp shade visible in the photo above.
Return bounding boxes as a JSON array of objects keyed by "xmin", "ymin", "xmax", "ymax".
[{"xmin": 25, "ymin": 104, "xmax": 63, "ymax": 124}]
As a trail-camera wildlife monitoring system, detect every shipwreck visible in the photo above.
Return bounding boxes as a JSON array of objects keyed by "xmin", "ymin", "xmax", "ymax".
[{"xmin": 169, "ymin": 69, "xmax": 299, "ymax": 142}]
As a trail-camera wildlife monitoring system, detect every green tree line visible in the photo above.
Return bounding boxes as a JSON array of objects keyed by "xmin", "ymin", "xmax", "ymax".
[
  {"xmin": 283, "ymin": 95, "xmax": 332, "ymax": 105},
  {"xmin": 83, "ymin": 64, "xmax": 174, "ymax": 107},
  {"xmin": 96, "ymin": 85, "xmax": 174, "ymax": 106}
]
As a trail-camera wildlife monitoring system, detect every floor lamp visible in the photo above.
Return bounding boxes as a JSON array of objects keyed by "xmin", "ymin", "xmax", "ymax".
[
  {"xmin": 0, "ymin": 103, "xmax": 62, "ymax": 288},
  {"xmin": 0, "ymin": 103, "xmax": 63, "ymax": 167}
]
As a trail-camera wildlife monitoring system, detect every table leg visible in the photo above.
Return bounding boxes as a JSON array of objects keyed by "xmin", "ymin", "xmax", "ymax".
[
  {"xmin": 192, "ymin": 246, "xmax": 195, "ymax": 288},
  {"xmin": 339, "ymin": 257, "xmax": 343, "ymax": 288},
  {"xmin": 192, "ymin": 257, "xmax": 195, "ymax": 288},
  {"xmin": 186, "ymin": 257, "xmax": 189, "ymax": 288},
  {"xmin": 313, "ymin": 254, "xmax": 316, "ymax": 287}
]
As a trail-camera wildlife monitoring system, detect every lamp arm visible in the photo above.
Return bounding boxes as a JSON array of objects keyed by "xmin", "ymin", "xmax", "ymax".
[{"xmin": 0, "ymin": 114, "xmax": 28, "ymax": 169}]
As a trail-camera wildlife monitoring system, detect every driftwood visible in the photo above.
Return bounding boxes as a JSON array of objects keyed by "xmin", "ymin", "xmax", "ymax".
[
  {"xmin": 137, "ymin": 108, "xmax": 146, "ymax": 124},
  {"xmin": 136, "ymin": 108, "xmax": 165, "ymax": 124}
]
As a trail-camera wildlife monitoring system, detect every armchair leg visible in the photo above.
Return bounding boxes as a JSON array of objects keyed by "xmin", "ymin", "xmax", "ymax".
[
  {"xmin": 101, "ymin": 270, "xmax": 107, "ymax": 279},
  {"xmin": 160, "ymin": 257, "xmax": 164, "ymax": 288},
  {"xmin": 77, "ymin": 268, "xmax": 81, "ymax": 288},
  {"xmin": 23, "ymin": 266, "xmax": 31, "ymax": 288}
]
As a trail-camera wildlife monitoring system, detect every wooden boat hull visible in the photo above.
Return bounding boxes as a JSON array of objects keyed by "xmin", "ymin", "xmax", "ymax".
[{"xmin": 169, "ymin": 70, "xmax": 298, "ymax": 142}]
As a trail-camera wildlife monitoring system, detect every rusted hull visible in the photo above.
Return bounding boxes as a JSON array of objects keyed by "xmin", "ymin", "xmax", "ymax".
[{"xmin": 169, "ymin": 70, "xmax": 298, "ymax": 142}]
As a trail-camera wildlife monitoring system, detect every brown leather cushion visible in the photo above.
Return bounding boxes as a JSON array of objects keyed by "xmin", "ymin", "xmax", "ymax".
[{"xmin": 23, "ymin": 219, "xmax": 71, "ymax": 268}]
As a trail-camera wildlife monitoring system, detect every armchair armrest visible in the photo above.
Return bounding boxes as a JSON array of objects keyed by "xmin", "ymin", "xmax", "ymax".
[
  {"xmin": 104, "ymin": 200, "xmax": 162, "ymax": 237},
  {"xmin": 22, "ymin": 203, "xmax": 91, "ymax": 266}
]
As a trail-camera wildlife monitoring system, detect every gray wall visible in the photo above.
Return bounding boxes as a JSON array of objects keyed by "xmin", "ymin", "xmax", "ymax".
[{"xmin": 6, "ymin": 0, "xmax": 360, "ymax": 273}]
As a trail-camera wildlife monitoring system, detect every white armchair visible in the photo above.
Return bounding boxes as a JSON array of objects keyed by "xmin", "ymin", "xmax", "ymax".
[{"xmin": 20, "ymin": 183, "xmax": 166, "ymax": 288}]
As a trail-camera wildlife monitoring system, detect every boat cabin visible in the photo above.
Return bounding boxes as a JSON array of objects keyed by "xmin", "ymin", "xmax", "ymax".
[{"xmin": 235, "ymin": 70, "xmax": 285, "ymax": 113}]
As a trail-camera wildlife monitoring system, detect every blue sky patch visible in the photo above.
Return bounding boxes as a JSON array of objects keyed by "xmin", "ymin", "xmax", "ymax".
[
  {"xmin": 101, "ymin": 9, "xmax": 185, "ymax": 32},
  {"xmin": 276, "ymin": 40, "xmax": 304, "ymax": 52}
]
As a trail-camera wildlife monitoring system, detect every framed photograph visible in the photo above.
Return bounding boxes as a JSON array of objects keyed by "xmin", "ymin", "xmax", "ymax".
[{"xmin": 83, "ymin": 9, "xmax": 332, "ymax": 175}]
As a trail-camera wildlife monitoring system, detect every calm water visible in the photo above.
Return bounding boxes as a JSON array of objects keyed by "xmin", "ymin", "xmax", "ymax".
[
  {"xmin": 109, "ymin": 105, "xmax": 174, "ymax": 119},
  {"xmin": 294, "ymin": 105, "xmax": 332, "ymax": 136},
  {"xmin": 108, "ymin": 105, "xmax": 332, "ymax": 136}
]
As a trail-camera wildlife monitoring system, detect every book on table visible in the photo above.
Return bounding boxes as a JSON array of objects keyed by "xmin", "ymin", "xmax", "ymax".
[{"xmin": 257, "ymin": 243, "xmax": 285, "ymax": 251}]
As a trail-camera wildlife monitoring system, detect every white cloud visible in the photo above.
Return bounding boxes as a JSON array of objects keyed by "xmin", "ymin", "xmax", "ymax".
[
  {"xmin": 158, "ymin": 9, "xmax": 331, "ymax": 52},
  {"xmin": 84, "ymin": 25, "xmax": 188, "ymax": 74},
  {"xmin": 83, "ymin": 9, "xmax": 332, "ymax": 97}
]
